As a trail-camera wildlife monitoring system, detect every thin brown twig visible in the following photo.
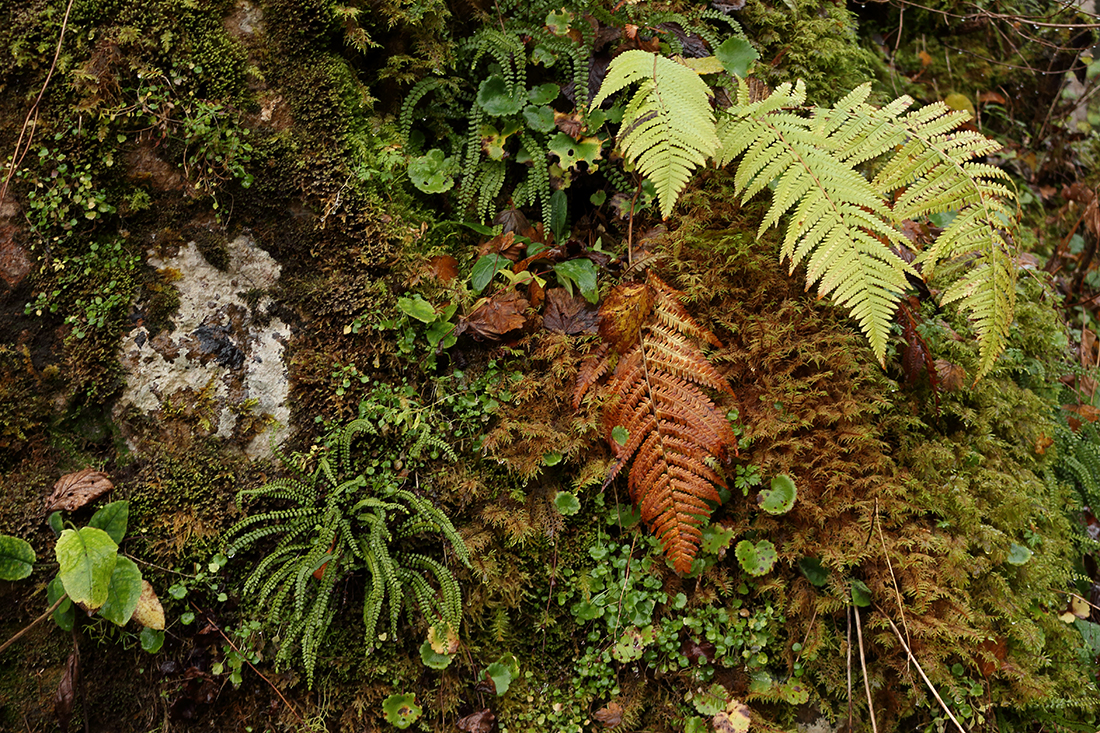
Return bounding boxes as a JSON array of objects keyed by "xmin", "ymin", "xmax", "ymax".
[
  {"xmin": 0, "ymin": 594, "xmax": 67, "ymax": 656},
  {"xmin": 0, "ymin": 0, "xmax": 77, "ymax": 209},
  {"xmin": 880, "ymin": 610, "xmax": 967, "ymax": 733},
  {"xmin": 188, "ymin": 602, "xmax": 303, "ymax": 721},
  {"xmin": 874, "ymin": 499, "xmax": 910, "ymax": 669},
  {"xmin": 853, "ymin": 606, "xmax": 879, "ymax": 733},
  {"xmin": 846, "ymin": 606, "xmax": 853, "ymax": 731}
]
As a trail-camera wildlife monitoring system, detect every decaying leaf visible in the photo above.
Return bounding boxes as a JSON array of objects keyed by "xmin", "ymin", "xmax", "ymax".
[
  {"xmin": 478, "ymin": 230, "xmax": 526, "ymax": 261},
  {"xmin": 712, "ymin": 698, "xmax": 751, "ymax": 733},
  {"xmin": 594, "ymin": 701, "xmax": 623, "ymax": 727},
  {"xmin": 544, "ymin": 287, "xmax": 599, "ymax": 334},
  {"xmin": 458, "ymin": 290, "xmax": 529, "ymax": 341},
  {"xmin": 428, "ymin": 621, "xmax": 460, "ymax": 655},
  {"xmin": 132, "ymin": 580, "xmax": 166, "ymax": 630},
  {"xmin": 55, "ymin": 647, "xmax": 79, "ymax": 733},
  {"xmin": 934, "ymin": 359, "xmax": 966, "ymax": 392},
  {"xmin": 46, "ymin": 468, "xmax": 114, "ymax": 512},
  {"xmin": 457, "ymin": 708, "xmax": 495, "ymax": 733},
  {"xmin": 598, "ymin": 280, "xmax": 654, "ymax": 351}
]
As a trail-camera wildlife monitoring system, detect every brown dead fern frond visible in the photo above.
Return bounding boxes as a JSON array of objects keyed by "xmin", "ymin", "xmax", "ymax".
[{"xmin": 589, "ymin": 271, "xmax": 738, "ymax": 574}]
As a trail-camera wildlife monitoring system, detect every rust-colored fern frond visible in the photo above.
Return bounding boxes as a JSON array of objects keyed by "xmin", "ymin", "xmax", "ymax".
[{"xmin": 593, "ymin": 272, "xmax": 738, "ymax": 574}]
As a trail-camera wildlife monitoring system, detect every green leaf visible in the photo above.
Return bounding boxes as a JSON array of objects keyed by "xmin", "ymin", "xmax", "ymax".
[
  {"xmin": 548, "ymin": 132, "xmax": 603, "ymax": 173},
  {"xmin": 141, "ymin": 627, "xmax": 165, "ymax": 653},
  {"xmin": 612, "ymin": 625, "xmax": 655, "ymax": 662},
  {"xmin": 550, "ymin": 188, "xmax": 568, "ymax": 244},
  {"xmin": 477, "ymin": 75, "xmax": 524, "ymax": 117},
  {"xmin": 418, "ymin": 639, "xmax": 453, "ymax": 669},
  {"xmin": 98, "ymin": 555, "xmax": 144, "ymax": 626},
  {"xmin": 611, "ymin": 425, "xmax": 629, "ymax": 446},
  {"xmin": 89, "ymin": 500, "xmax": 129, "ymax": 544},
  {"xmin": 408, "ymin": 149, "xmax": 455, "ymax": 194},
  {"xmin": 48, "ymin": 576, "xmax": 74, "ymax": 632},
  {"xmin": 48, "ymin": 511, "xmax": 63, "ymax": 536},
  {"xmin": 684, "ymin": 717, "xmax": 708, "ymax": 733},
  {"xmin": 483, "ymin": 653, "xmax": 520, "ymax": 695},
  {"xmin": 0, "ymin": 534, "xmax": 35, "ymax": 581},
  {"xmin": 780, "ymin": 678, "xmax": 810, "ymax": 705},
  {"xmin": 1007, "ymin": 543, "xmax": 1033, "ymax": 565},
  {"xmin": 689, "ymin": 682, "xmax": 728, "ymax": 716},
  {"xmin": 553, "ymin": 491, "xmax": 580, "ymax": 516},
  {"xmin": 397, "ymin": 296, "xmax": 438, "ymax": 324},
  {"xmin": 522, "ymin": 105, "xmax": 556, "ymax": 133},
  {"xmin": 798, "ymin": 557, "xmax": 828, "ymax": 587},
  {"xmin": 571, "ymin": 599, "xmax": 604, "ymax": 621},
  {"xmin": 735, "ymin": 539, "xmax": 777, "ymax": 576},
  {"xmin": 715, "ymin": 37, "xmax": 759, "ymax": 78},
  {"xmin": 545, "ymin": 10, "xmax": 572, "ymax": 35},
  {"xmin": 850, "ymin": 579, "xmax": 872, "ymax": 607},
  {"xmin": 700, "ymin": 524, "xmax": 736, "ymax": 554},
  {"xmin": 554, "ymin": 259, "xmax": 599, "ymax": 304},
  {"xmin": 382, "ymin": 693, "xmax": 422, "ymax": 729},
  {"xmin": 528, "ymin": 83, "xmax": 560, "ymax": 105},
  {"xmin": 758, "ymin": 474, "xmax": 797, "ymax": 515},
  {"xmin": 543, "ymin": 450, "xmax": 563, "ymax": 466},
  {"xmin": 1075, "ymin": 618, "xmax": 1100, "ymax": 655},
  {"xmin": 56, "ymin": 526, "xmax": 118, "ymax": 611},
  {"xmin": 470, "ymin": 254, "xmax": 509, "ymax": 294}
]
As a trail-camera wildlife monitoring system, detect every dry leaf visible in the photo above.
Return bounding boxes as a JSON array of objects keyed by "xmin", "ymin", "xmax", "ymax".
[
  {"xmin": 976, "ymin": 637, "xmax": 1007, "ymax": 678},
  {"xmin": 132, "ymin": 580, "xmax": 166, "ymax": 630},
  {"xmin": 978, "ymin": 90, "xmax": 1006, "ymax": 104},
  {"xmin": 458, "ymin": 291, "xmax": 529, "ymax": 341},
  {"xmin": 598, "ymin": 280, "xmax": 654, "ymax": 351},
  {"xmin": 46, "ymin": 468, "xmax": 114, "ymax": 512},
  {"xmin": 457, "ymin": 709, "xmax": 495, "ymax": 733},
  {"xmin": 428, "ymin": 622, "xmax": 460, "ymax": 655},
  {"xmin": 554, "ymin": 110, "xmax": 584, "ymax": 138},
  {"xmin": 918, "ymin": 50, "xmax": 933, "ymax": 67},
  {"xmin": 55, "ymin": 647, "xmax": 79, "ymax": 733},
  {"xmin": 1034, "ymin": 434, "xmax": 1054, "ymax": 455},
  {"xmin": 712, "ymin": 698, "xmax": 751, "ymax": 733},
  {"xmin": 544, "ymin": 288, "xmax": 599, "ymax": 334},
  {"xmin": 594, "ymin": 701, "xmax": 623, "ymax": 727},
  {"xmin": 934, "ymin": 359, "xmax": 966, "ymax": 392},
  {"xmin": 427, "ymin": 255, "xmax": 458, "ymax": 283},
  {"xmin": 478, "ymin": 231, "xmax": 525, "ymax": 261}
]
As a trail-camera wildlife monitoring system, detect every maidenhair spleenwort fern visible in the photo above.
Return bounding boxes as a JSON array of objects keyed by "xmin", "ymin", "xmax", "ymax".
[
  {"xmin": 226, "ymin": 415, "xmax": 469, "ymax": 688},
  {"xmin": 596, "ymin": 51, "xmax": 1018, "ymax": 378}
]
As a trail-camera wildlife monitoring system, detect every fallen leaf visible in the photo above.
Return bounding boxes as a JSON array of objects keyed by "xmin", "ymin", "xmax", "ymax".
[
  {"xmin": 978, "ymin": 90, "xmax": 1006, "ymax": 104},
  {"xmin": 426, "ymin": 255, "xmax": 458, "ymax": 283},
  {"xmin": 918, "ymin": 50, "xmax": 933, "ymax": 66},
  {"xmin": 554, "ymin": 110, "xmax": 585, "ymax": 138},
  {"xmin": 55, "ymin": 647, "xmax": 79, "ymax": 732},
  {"xmin": 934, "ymin": 359, "xmax": 966, "ymax": 392},
  {"xmin": 458, "ymin": 291, "xmax": 529, "ymax": 341},
  {"xmin": 1064, "ymin": 182, "xmax": 1096, "ymax": 204},
  {"xmin": 478, "ymin": 231, "xmax": 525, "ymax": 261},
  {"xmin": 976, "ymin": 637, "xmax": 1007, "ymax": 678},
  {"xmin": 594, "ymin": 701, "xmax": 623, "ymax": 727},
  {"xmin": 46, "ymin": 468, "xmax": 114, "ymax": 512},
  {"xmin": 544, "ymin": 288, "xmax": 599, "ymax": 334},
  {"xmin": 1038, "ymin": 185, "xmax": 1058, "ymax": 200},
  {"xmin": 599, "ymin": 280, "xmax": 654, "ymax": 351},
  {"xmin": 457, "ymin": 709, "xmax": 495, "ymax": 733},
  {"xmin": 132, "ymin": 580, "xmax": 166, "ymax": 630},
  {"xmin": 494, "ymin": 207, "xmax": 530, "ymax": 236},
  {"xmin": 712, "ymin": 698, "xmax": 751, "ymax": 733},
  {"xmin": 1034, "ymin": 434, "xmax": 1054, "ymax": 455}
]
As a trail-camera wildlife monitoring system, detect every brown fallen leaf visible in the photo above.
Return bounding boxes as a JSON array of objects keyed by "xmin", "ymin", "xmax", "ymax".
[
  {"xmin": 978, "ymin": 90, "xmax": 1006, "ymax": 105},
  {"xmin": 478, "ymin": 231, "xmax": 525, "ymax": 261},
  {"xmin": 427, "ymin": 255, "xmax": 459, "ymax": 283},
  {"xmin": 976, "ymin": 636, "xmax": 1007, "ymax": 678},
  {"xmin": 46, "ymin": 468, "xmax": 114, "ymax": 512},
  {"xmin": 1034, "ymin": 433, "xmax": 1054, "ymax": 455},
  {"xmin": 458, "ymin": 290, "xmax": 529, "ymax": 341},
  {"xmin": 934, "ymin": 359, "xmax": 966, "ymax": 392},
  {"xmin": 55, "ymin": 647, "xmax": 80, "ymax": 733},
  {"xmin": 457, "ymin": 708, "xmax": 495, "ymax": 733},
  {"xmin": 554, "ymin": 110, "xmax": 584, "ymax": 138},
  {"xmin": 594, "ymin": 701, "xmax": 623, "ymax": 727},
  {"xmin": 544, "ymin": 288, "xmax": 598, "ymax": 334}
]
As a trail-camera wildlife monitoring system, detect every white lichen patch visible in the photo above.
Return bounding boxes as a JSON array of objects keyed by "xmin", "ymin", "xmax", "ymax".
[{"xmin": 116, "ymin": 234, "xmax": 290, "ymax": 458}]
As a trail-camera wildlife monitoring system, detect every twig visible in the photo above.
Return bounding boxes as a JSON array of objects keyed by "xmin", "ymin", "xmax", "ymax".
[
  {"xmin": 846, "ymin": 606, "xmax": 853, "ymax": 731},
  {"xmin": 874, "ymin": 499, "xmax": 910, "ymax": 667},
  {"xmin": 0, "ymin": 594, "xmax": 66, "ymax": 656},
  {"xmin": 853, "ymin": 605, "xmax": 879, "ymax": 733},
  {"xmin": 880, "ymin": 610, "xmax": 967, "ymax": 733},
  {"xmin": 188, "ymin": 602, "xmax": 303, "ymax": 721},
  {"xmin": 0, "ymin": 0, "xmax": 77, "ymax": 209}
]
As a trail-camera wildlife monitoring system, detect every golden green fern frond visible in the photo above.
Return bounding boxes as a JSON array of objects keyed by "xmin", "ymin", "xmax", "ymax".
[
  {"xmin": 591, "ymin": 50, "xmax": 719, "ymax": 219},
  {"xmin": 807, "ymin": 83, "xmax": 1017, "ymax": 379},
  {"xmin": 716, "ymin": 81, "xmax": 915, "ymax": 363}
]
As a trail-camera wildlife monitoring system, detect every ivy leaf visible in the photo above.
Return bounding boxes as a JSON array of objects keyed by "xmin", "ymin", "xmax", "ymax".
[
  {"xmin": 611, "ymin": 425, "xmax": 629, "ymax": 446},
  {"xmin": 89, "ymin": 500, "xmax": 129, "ymax": 544},
  {"xmin": 477, "ymin": 75, "xmax": 524, "ymax": 116},
  {"xmin": 56, "ymin": 527, "xmax": 118, "ymax": 612},
  {"xmin": 757, "ymin": 474, "xmax": 796, "ymax": 515},
  {"xmin": 98, "ymin": 555, "xmax": 144, "ymax": 626},
  {"xmin": 140, "ymin": 627, "xmax": 165, "ymax": 653},
  {"xmin": 0, "ymin": 534, "xmax": 35, "ymax": 581},
  {"xmin": 715, "ymin": 37, "xmax": 759, "ymax": 78}
]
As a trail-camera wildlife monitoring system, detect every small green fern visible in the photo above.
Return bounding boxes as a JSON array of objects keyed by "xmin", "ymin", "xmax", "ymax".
[
  {"xmin": 594, "ymin": 55, "xmax": 1019, "ymax": 375},
  {"xmin": 226, "ymin": 399, "xmax": 470, "ymax": 688}
]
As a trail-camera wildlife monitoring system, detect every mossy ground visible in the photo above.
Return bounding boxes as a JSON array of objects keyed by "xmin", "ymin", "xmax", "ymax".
[{"xmin": 2, "ymin": 0, "xmax": 1099, "ymax": 731}]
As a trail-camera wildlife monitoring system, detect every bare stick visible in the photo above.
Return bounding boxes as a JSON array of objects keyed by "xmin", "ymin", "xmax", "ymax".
[
  {"xmin": 880, "ymin": 610, "xmax": 967, "ymax": 733},
  {"xmin": 189, "ymin": 602, "xmax": 303, "ymax": 721},
  {"xmin": 846, "ymin": 606, "xmax": 853, "ymax": 731},
  {"xmin": 0, "ymin": 594, "xmax": 66, "ymax": 656},
  {"xmin": 875, "ymin": 499, "xmax": 910, "ymax": 666},
  {"xmin": 0, "ymin": 0, "xmax": 77, "ymax": 208},
  {"xmin": 853, "ymin": 605, "xmax": 879, "ymax": 733}
]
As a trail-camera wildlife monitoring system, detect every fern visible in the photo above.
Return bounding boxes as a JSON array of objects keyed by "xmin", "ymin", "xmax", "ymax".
[
  {"xmin": 225, "ymin": 394, "xmax": 470, "ymax": 688},
  {"xmin": 584, "ymin": 271, "xmax": 738, "ymax": 574},
  {"xmin": 591, "ymin": 50, "xmax": 719, "ymax": 219}
]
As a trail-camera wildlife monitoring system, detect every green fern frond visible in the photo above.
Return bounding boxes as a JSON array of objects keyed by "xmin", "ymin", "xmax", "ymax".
[{"xmin": 591, "ymin": 50, "xmax": 718, "ymax": 219}]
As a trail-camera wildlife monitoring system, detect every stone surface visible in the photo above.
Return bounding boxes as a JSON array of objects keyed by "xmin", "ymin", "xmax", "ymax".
[{"xmin": 115, "ymin": 234, "xmax": 290, "ymax": 458}]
